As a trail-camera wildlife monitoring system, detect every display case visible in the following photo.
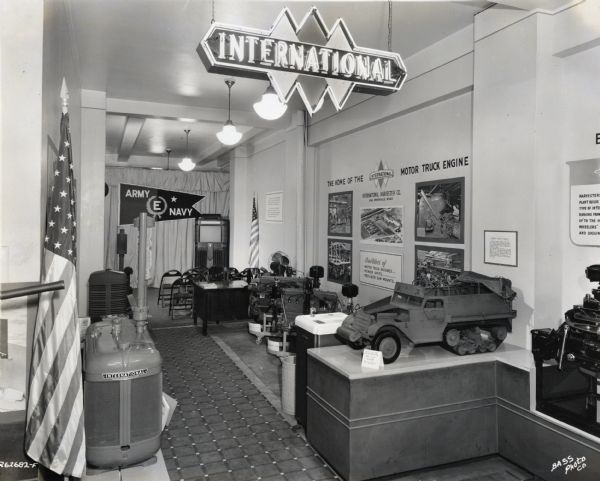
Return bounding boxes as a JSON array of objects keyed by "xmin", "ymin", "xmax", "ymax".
[
  {"xmin": 194, "ymin": 215, "xmax": 229, "ymax": 269},
  {"xmin": 532, "ymin": 265, "xmax": 600, "ymax": 438}
]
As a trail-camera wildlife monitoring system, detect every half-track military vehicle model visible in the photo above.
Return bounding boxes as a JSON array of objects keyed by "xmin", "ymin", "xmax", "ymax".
[{"xmin": 336, "ymin": 271, "xmax": 517, "ymax": 363}]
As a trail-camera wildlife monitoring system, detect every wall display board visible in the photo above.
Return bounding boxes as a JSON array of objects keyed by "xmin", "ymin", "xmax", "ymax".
[
  {"xmin": 328, "ymin": 191, "xmax": 353, "ymax": 237},
  {"xmin": 119, "ymin": 183, "xmax": 204, "ymax": 225},
  {"xmin": 328, "ymin": 239, "xmax": 352, "ymax": 284},
  {"xmin": 360, "ymin": 206, "xmax": 403, "ymax": 245},
  {"xmin": 415, "ymin": 177, "xmax": 464, "ymax": 243},
  {"xmin": 359, "ymin": 251, "xmax": 402, "ymax": 290},
  {"xmin": 568, "ymin": 158, "xmax": 600, "ymax": 246},
  {"xmin": 414, "ymin": 245, "xmax": 464, "ymax": 287},
  {"xmin": 265, "ymin": 191, "xmax": 283, "ymax": 223},
  {"xmin": 484, "ymin": 230, "xmax": 518, "ymax": 267}
]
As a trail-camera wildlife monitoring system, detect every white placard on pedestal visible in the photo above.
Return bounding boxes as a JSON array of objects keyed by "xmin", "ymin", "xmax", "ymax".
[{"xmin": 361, "ymin": 348, "xmax": 384, "ymax": 370}]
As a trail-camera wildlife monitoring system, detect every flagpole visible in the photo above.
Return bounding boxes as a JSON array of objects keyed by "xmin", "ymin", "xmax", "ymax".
[{"xmin": 60, "ymin": 78, "xmax": 69, "ymax": 114}]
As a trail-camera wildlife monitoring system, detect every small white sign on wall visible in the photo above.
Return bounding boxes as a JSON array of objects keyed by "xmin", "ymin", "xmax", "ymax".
[
  {"xmin": 265, "ymin": 191, "xmax": 283, "ymax": 223},
  {"xmin": 568, "ymin": 158, "xmax": 600, "ymax": 247},
  {"xmin": 359, "ymin": 251, "xmax": 402, "ymax": 290},
  {"xmin": 484, "ymin": 230, "xmax": 518, "ymax": 267}
]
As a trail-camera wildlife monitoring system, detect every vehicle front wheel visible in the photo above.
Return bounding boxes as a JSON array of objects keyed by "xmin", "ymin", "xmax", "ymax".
[{"xmin": 372, "ymin": 328, "xmax": 402, "ymax": 364}]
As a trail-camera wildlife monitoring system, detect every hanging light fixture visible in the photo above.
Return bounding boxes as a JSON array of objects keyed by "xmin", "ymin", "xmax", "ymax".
[
  {"xmin": 217, "ymin": 79, "xmax": 243, "ymax": 146},
  {"xmin": 253, "ymin": 83, "xmax": 287, "ymax": 120},
  {"xmin": 179, "ymin": 130, "xmax": 196, "ymax": 172}
]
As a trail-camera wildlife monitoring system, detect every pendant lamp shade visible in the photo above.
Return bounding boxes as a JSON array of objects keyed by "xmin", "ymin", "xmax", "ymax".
[
  {"xmin": 178, "ymin": 157, "xmax": 196, "ymax": 172},
  {"xmin": 217, "ymin": 80, "xmax": 243, "ymax": 146},
  {"xmin": 217, "ymin": 120, "xmax": 243, "ymax": 146},
  {"xmin": 179, "ymin": 129, "xmax": 196, "ymax": 171},
  {"xmin": 253, "ymin": 84, "xmax": 287, "ymax": 120}
]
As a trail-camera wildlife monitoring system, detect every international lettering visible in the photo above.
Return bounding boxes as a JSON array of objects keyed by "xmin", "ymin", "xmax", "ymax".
[
  {"xmin": 102, "ymin": 368, "xmax": 148, "ymax": 379},
  {"xmin": 216, "ymin": 31, "xmax": 397, "ymax": 86}
]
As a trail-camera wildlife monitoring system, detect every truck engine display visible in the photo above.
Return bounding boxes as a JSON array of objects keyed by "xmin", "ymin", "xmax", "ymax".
[
  {"xmin": 532, "ymin": 264, "xmax": 600, "ymax": 437},
  {"xmin": 336, "ymin": 271, "xmax": 517, "ymax": 363}
]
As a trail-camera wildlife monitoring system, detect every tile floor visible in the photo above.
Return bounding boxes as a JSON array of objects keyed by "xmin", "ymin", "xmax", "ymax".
[{"xmin": 154, "ymin": 326, "xmax": 339, "ymax": 481}]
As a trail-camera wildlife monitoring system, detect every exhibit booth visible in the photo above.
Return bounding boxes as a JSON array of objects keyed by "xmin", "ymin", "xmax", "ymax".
[{"xmin": 2, "ymin": 1, "xmax": 600, "ymax": 480}]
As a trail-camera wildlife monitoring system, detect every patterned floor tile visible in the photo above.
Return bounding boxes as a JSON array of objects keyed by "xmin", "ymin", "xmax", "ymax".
[
  {"xmin": 277, "ymin": 460, "xmax": 303, "ymax": 472},
  {"xmin": 254, "ymin": 463, "xmax": 281, "ymax": 477}
]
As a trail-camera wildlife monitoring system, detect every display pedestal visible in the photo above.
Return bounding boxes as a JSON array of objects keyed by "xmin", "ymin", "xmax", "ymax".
[
  {"xmin": 306, "ymin": 344, "xmax": 600, "ymax": 481},
  {"xmin": 192, "ymin": 280, "xmax": 248, "ymax": 336}
]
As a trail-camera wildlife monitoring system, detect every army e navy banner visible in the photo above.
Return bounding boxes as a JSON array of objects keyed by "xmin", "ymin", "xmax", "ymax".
[{"xmin": 119, "ymin": 183, "xmax": 204, "ymax": 225}]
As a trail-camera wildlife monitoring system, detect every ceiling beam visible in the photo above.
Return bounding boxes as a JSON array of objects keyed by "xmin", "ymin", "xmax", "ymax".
[
  {"xmin": 194, "ymin": 128, "xmax": 265, "ymax": 165},
  {"xmin": 492, "ymin": 0, "xmax": 578, "ymax": 12},
  {"xmin": 106, "ymin": 97, "xmax": 288, "ymax": 130},
  {"xmin": 105, "ymin": 154, "xmax": 228, "ymax": 172},
  {"xmin": 117, "ymin": 116, "xmax": 145, "ymax": 162}
]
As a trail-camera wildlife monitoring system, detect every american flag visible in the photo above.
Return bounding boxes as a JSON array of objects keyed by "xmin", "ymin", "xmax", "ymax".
[
  {"xmin": 25, "ymin": 113, "xmax": 86, "ymax": 477},
  {"xmin": 249, "ymin": 195, "xmax": 259, "ymax": 268}
]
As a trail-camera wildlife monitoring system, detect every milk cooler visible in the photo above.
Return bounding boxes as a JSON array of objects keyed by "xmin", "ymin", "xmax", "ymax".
[{"xmin": 84, "ymin": 316, "xmax": 162, "ymax": 469}]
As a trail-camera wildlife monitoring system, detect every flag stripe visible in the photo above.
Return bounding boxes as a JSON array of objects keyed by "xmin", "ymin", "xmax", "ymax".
[
  {"xmin": 26, "ymin": 313, "xmax": 78, "ymax": 448},
  {"xmin": 26, "ymin": 256, "xmax": 76, "ymax": 421},
  {"xmin": 33, "ymin": 252, "xmax": 69, "ymax": 341},
  {"xmin": 27, "ymin": 320, "xmax": 81, "ymax": 461},
  {"xmin": 47, "ymin": 367, "xmax": 84, "ymax": 473},
  {"xmin": 29, "ymin": 257, "xmax": 74, "ymax": 392},
  {"xmin": 62, "ymin": 417, "xmax": 85, "ymax": 476}
]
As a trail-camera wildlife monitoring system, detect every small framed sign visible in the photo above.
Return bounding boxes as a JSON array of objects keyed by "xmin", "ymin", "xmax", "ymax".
[
  {"xmin": 265, "ymin": 191, "xmax": 283, "ymax": 223},
  {"xmin": 484, "ymin": 230, "xmax": 518, "ymax": 267}
]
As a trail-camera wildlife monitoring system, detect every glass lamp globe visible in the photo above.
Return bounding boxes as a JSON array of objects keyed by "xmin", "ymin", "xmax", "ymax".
[
  {"xmin": 253, "ymin": 86, "xmax": 287, "ymax": 120},
  {"xmin": 216, "ymin": 121, "xmax": 243, "ymax": 146},
  {"xmin": 178, "ymin": 156, "xmax": 196, "ymax": 172}
]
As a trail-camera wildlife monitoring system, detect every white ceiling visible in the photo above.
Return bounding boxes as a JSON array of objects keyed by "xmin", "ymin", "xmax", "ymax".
[{"xmin": 66, "ymin": 0, "xmax": 492, "ymax": 170}]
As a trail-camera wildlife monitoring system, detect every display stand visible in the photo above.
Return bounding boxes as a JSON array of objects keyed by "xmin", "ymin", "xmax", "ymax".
[
  {"xmin": 192, "ymin": 280, "xmax": 248, "ymax": 336},
  {"xmin": 248, "ymin": 313, "xmax": 273, "ymax": 345},
  {"xmin": 306, "ymin": 344, "xmax": 600, "ymax": 481}
]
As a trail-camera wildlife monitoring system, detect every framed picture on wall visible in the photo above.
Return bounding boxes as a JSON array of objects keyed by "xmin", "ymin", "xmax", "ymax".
[
  {"xmin": 414, "ymin": 245, "xmax": 464, "ymax": 287},
  {"xmin": 327, "ymin": 238, "xmax": 352, "ymax": 284},
  {"xmin": 360, "ymin": 206, "xmax": 403, "ymax": 246},
  {"xmin": 415, "ymin": 177, "xmax": 465, "ymax": 243},
  {"xmin": 328, "ymin": 191, "xmax": 353, "ymax": 237},
  {"xmin": 484, "ymin": 230, "xmax": 518, "ymax": 267}
]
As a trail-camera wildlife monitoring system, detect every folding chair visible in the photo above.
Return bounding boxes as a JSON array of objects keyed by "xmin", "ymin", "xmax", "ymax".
[
  {"xmin": 192, "ymin": 267, "xmax": 209, "ymax": 283},
  {"xmin": 169, "ymin": 274, "xmax": 194, "ymax": 318},
  {"xmin": 157, "ymin": 270, "xmax": 182, "ymax": 307}
]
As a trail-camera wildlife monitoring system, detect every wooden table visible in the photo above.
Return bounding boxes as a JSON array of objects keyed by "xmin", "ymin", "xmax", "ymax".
[{"xmin": 193, "ymin": 280, "xmax": 249, "ymax": 336}]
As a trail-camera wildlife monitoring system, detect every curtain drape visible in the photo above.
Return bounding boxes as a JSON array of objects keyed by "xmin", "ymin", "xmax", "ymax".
[{"xmin": 104, "ymin": 167, "xmax": 229, "ymax": 287}]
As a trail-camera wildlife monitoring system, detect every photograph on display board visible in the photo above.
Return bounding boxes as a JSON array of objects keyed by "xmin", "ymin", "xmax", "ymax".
[
  {"xmin": 328, "ymin": 238, "xmax": 352, "ymax": 284},
  {"xmin": 360, "ymin": 206, "xmax": 403, "ymax": 245},
  {"xmin": 415, "ymin": 177, "xmax": 464, "ymax": 243},
  {"xmin": 414, "ymin": 245, "xmax": 464, "ymax": 288},
  {"xmin": 328, "ymin": 191, "xmax": 353, "ymax": 237}
]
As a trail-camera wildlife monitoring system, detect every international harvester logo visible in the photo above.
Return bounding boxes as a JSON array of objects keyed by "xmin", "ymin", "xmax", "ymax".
[{"xmin": 369, "ymin": 161, "xmax": 395, "ymax": 188}]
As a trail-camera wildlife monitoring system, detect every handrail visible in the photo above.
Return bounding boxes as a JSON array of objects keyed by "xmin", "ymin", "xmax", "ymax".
[{"xmin": 0, "ymin": 281, "xmax": 65, "ymax": 300}]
